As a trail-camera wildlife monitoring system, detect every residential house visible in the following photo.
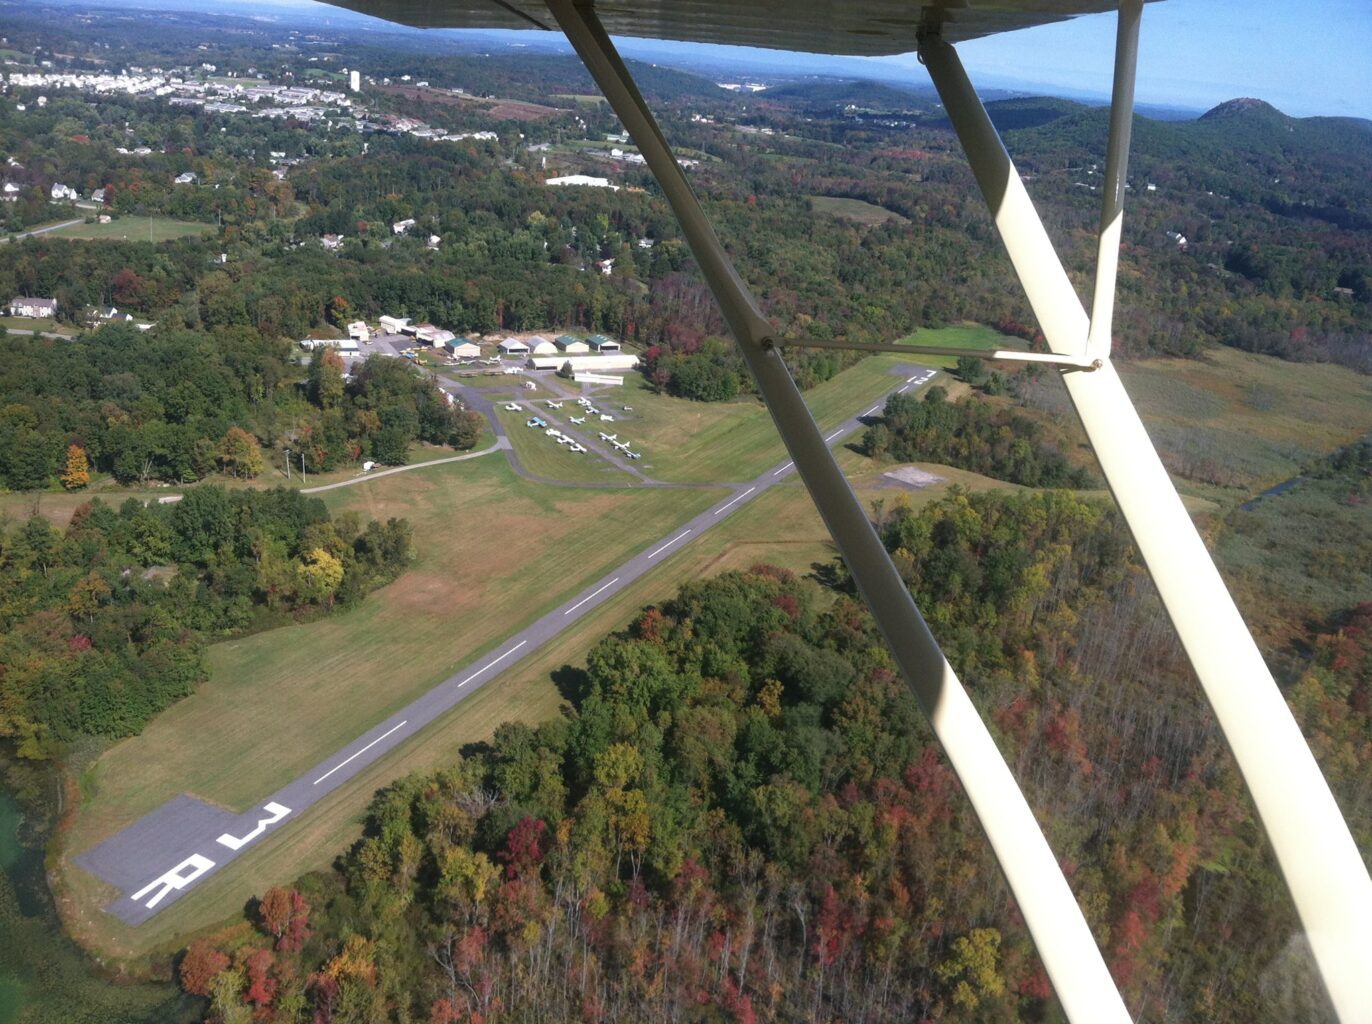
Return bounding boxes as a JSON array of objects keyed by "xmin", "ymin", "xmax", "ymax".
[
  {"xmin": 8, "ymin": 296, "xmax": 58, "ymax": 318},
  {"xmin": 91, "ymin": 187, "xmax": 107, "ymax": 203},
  {"xmin": 392, "ymin": 218, "xmax": 416, "ymax": 234},
  {"xmin": 321, "ymin": 233, "xmax": 344, "ymax": 251},
  {"xmin": 426, "ymin": 234, "xmax": 441, "ymax": 250},
  {"xmin": 50, "ymin": 183, "xmax": 78, "ymax": 201},
  {"xmin": 174, "ymin": 172, "xmax": 197, "ymax": 185}
]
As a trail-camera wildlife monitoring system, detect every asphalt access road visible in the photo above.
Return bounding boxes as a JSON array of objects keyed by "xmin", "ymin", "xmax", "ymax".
[{"xmin": 74, "ymin": 367, "xmax": 937, "ymax": 925}]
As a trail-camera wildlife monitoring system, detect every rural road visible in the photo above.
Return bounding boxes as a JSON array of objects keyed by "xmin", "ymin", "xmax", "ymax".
[
  {"xmin": 2, "ymin": 217, "xmax": 83, "ymax": 242},
  {"xmin": 74, "ymin": 366, "xmax": 937, "ymax": 925}
]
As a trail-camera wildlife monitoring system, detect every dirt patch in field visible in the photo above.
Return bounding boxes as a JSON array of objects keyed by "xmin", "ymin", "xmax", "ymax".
[{"xmin": 882, "ymin": 466, "xmax": 945, "ymax": 490}]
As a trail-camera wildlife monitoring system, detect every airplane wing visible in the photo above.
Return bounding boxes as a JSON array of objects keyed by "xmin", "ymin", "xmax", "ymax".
[{"xmin": 321, "ymin": 0, "xmax": 1129, "ymax": 55}]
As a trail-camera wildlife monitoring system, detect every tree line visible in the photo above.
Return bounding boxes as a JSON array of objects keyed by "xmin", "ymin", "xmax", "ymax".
[{"xmin": 0, "ymin": 487, "xmax": 411, "ymax": 756}]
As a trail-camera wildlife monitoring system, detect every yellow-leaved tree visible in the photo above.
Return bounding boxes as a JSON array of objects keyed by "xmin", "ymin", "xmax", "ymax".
[{"xmin": 60, "ymin": 443, "xmax": 90, "ymax": 490}]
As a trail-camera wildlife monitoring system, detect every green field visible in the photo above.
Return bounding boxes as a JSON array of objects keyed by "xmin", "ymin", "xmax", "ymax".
[
  {"xmin": 620, "ymin": 348, "xmax": 949, "ymax": 483},
  {"xmin": 61, "ymin": 455, "xmax": 725, "ymax": 957},
  {"xmin": 552, "ymin": 93, "xmax": 607, "ymax": 105},
  {"xmin": 47, "ymin": 217, "xmax": 216, "ymax": 242},
  {"xmin": 1, "ymin": 315, "xmax": 76, "ymax": 335},
  {"xmin": 810, "ymin": 195, "xmax": 910, "ymax": 226}
]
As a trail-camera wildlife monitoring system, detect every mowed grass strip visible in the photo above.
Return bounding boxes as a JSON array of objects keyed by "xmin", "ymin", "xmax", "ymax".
[
  {"xmin": 621, "ymin": 350, "xmax": 950, "ymax": 483},
  {"xmin": 47, "ymin": 216, "xmax": 216, "ymax": 242},
  {"xmin": 63, "ymin": 457, "xmax": 725, "ymax": 890}
]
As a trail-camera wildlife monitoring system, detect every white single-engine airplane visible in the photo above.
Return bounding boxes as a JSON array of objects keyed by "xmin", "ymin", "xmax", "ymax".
[{"xmin": 323, "ymin": 2, "xmax": 1372, "ymax": 1020}]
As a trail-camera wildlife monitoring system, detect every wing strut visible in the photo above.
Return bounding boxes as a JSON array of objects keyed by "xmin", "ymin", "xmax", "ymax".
[
  {"xmin": 917, "ymin": 14, "xmax": 1372, "ymax": 1021},
  {"xmin": 545, "ymin": 1, "xmax": 1132, "ymax": 1020}
]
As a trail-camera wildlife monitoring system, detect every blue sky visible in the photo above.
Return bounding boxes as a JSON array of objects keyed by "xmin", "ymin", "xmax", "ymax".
[
  {"xmin": 72, "ymin": 0, "xmax": 1372, "ymax": 119},
  {"xmin": 928, "ymin": 0, "xmax": 1372, "ymax": 119}
]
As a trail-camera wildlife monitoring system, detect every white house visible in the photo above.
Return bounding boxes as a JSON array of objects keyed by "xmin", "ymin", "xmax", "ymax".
[
  {"xmin": 555, "ymin": 334, "xmax": 590, "ymax": 354},
  {"xmin": 446, "ymin": 338, "xmax": 481, "ymax": 358},
  {"xmin": 379, "ymin": 314, "xmax": 411, "ymax": 334},
  {"xmin": 595, "ymin": 258, "xmax": 614, "ymax": 276},
  {"xmin": 9, "ymin": 296, "xmax": 58, "ymax": 318},
  {"xmin": 426, "ymin": 234, "xmax": 442, "ymax": 250},
  {"xmin": 321, "ymin": 233, "xmax": 344, "ymax": 251},
  {"xmin": 498, "ymin": 338, "xmax": 530, "ymax": 356},
  {"xmin": 2, "ymin": 182, "xmax": 22, "ymax": 200},
  {"xmin": 545, "ymin": 174, "xmax": 620, "ymax": 191},
  {"xmin": 91, "ymin": 188, "xmax": 107, "ymax": 203},
  {"xmin": 50, "ymin": 183, "xmax": 78, "ymax": 201},
  {"xmin": 347, "ymin": 320, "xmax": 370, "ymax": 341},
  {"xmin": 174, "ymin": 172, "xmax": 197, "ymax": 185},
  {"xmin": 392, "ymin": 218, "xmax": 416, "ymax": 234}
]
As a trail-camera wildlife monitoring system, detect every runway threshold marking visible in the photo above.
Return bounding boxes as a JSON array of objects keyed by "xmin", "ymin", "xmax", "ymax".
[
  {"xmin": 771, "ymin": 462, "xmax": 794, "ymax": 477},
  {"xmin": 648, "ymin": 530, "xmax": 692, "ymax": 559},
  {"xmin": 565, "ymin": 578, "xmax": 620, "ymax": 615},
  {"xmin": 314, "ymin": 720, "xmax": 409, "ymax": 785},
  {"xmin": 713, "ymin": 487, "xmax": 755, "ymax": 515},
  {"xmin": 455, "ymin": 640, "xmax": 528, "ymax": 687}
]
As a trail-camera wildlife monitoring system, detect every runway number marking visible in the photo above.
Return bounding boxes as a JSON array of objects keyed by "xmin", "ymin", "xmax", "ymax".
[
  {"xmin": 713, "ymin": 487, "xmax": 755, "ymax": 515},
  {"xmin": 131, "ymin": 853, "xmax": 214, "ymax": 909},
  {"xmin": 648, "ymin": 530, "xmax": 692, "ymax": 559},
  {"xmin": 216, "ymin": 801, "xmax": 291, "ymax": 851},
  {"xmin": 313, "ymin": 720, "xmax": 409, "ymax": 785},
  {"xmin": 565, "ymin": 579, "xmax": 619, "ymax": 615}
]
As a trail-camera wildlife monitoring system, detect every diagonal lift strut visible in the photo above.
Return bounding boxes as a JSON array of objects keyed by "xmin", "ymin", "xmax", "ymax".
[
  {"xmin": 545, "ymin": 1, "xmax": 1132, "ymax": 1020},
  {"xmin": 917, "ymin": 8, "xmax": 1372, "ymax": 1020}
]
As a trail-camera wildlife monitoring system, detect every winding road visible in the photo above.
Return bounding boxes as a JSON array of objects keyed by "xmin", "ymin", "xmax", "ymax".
[{"xmin": 73, "ymin": 364, "xmax": 936, "ymax": 926}]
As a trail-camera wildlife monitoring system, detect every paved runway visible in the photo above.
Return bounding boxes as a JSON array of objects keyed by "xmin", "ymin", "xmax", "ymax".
[{"xmin": 74, "ymin": 365, "xmax": 937, "ymax": 925}]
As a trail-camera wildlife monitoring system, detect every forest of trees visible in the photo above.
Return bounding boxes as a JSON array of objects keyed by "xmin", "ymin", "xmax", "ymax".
[
  {"xmin": 0, "ymin": 326, "xmax": 482, "ymax": 490},
  {"xmin": 0, "ymin": 488, "xmax": 411, "ymax": 756},
  {"xmin": 862, "ymin": 387, "xmax": 1095, "ymax": 489},
  {"xmin": 172, "ymin": 488, "xmax": 1370, "ymax": 1023}
]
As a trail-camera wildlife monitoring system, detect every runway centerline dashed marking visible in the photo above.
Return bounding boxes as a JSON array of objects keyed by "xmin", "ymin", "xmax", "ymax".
[
  {"xmin": 825, "ymin": 430, "xmax": 843, "ymax": 442},
  {"xmin": 713, "ymin": 487, "xmax": 755, "ymax": 515},
  {"xmin": 313, "ymin": 720, "xmax": 409, "ymax": 785},
  {"xmin": 771, "ymin": 462, "xmax": 794, "ymax": 476},
  {"xmin": 865, "ymin": 405, "xmax": 880, "ymax": 416},
  {"xmin": 455, "ymin": 640, "xmax": 528, "ymax": 687},
  {"xmin": 648, "ymin": 530, "xmax": 692, "ymax": 559},
  {"xmin": 565, "ymin": 578, "xmax": 619, "ymax": 615}
]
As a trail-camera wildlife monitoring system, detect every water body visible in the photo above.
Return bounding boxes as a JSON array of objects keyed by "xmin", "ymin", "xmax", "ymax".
[
  {"xmin": 1238, "ymin": 475, "xmax": 1305, "ymax": 512},
  {"xmin": 0, "ymin": 769, "xmax": 200, "ymax": 1024}
]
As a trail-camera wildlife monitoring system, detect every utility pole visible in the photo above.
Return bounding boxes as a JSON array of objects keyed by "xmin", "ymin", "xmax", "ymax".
[
  {"xmin": 283, "ymin": 447, "xmax": 291, "ymax": 480},
  {"xmin": 300, "ymin": 451, "xmax": 306, "ymax": 482}
]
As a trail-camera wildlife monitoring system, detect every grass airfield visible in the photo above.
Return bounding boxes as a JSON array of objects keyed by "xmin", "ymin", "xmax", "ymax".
[{"xmin": 52, "ymin": 335, "xmax": 1372, "ymax": 962}]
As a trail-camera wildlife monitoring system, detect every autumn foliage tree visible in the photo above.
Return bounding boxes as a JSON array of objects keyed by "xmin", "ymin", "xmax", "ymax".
[
  {"xmin": 60, "ymin": 444, "xmax": 90, "ymax": 490},
  {"xmin": 179, "ymin": 940, "xmax": 231, "ymax": 997},
  {"xmin": 258, "ymin": 885, "xmax": 312, "ymax": 951}
]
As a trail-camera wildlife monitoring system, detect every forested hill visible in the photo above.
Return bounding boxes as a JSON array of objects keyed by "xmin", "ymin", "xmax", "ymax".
[{"xmin": 175, "ymin": 489, "xmax": 1372, "ymax": 1023}]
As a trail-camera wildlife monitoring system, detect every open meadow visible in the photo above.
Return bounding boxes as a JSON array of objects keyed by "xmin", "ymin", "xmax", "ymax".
[{"xmin": 46, "ymin": 216, "xmax": 216, "ymax": 242}]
